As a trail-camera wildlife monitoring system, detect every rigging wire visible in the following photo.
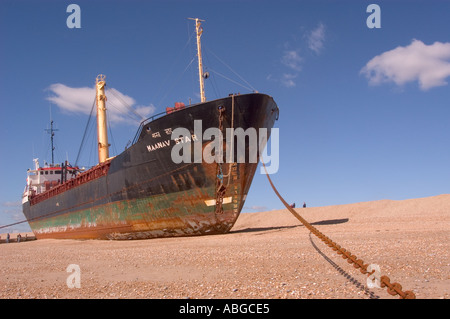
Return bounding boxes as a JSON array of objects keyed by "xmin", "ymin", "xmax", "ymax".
[
  {"xmin": 0, "ymin": 219, "xmax": 28, "ymax": 230},
  {"xmin": 105, "ymin": 85, "xmax": 145, "ymax": 122},
  {"xmin": 202, "ymin": 48, "xmax": 220, "ymax": 99},
  {"xmin": 75, "ymin": 96, "xmax": 96, "ymax": 167},
  {"xmin": 157, "ymin": 55, "xmax": 197, "ymax": 107},
  {"xmin": 205, "ymin": 47, "xmax": 258, "ymax": 92},
  {"xmin": 75, "ymin": 82, "xmax": 151, "ymax": 168},
  {"xmin": 207, "ymin": 67, "xmax": 255, "ymax": 92},
  {"xmin": 107, "ymin": 114, "xmax": 118, "ymax": 156},
  {"xmin": 155, "ymin": 30, "xmax": 196, "ymax": 106},
  {"xmin": 104, "ymin": 98, "xmax": 141, "ymax": 124}
]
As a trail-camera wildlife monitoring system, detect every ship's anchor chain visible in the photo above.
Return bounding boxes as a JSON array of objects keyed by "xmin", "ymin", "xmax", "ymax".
[
  {"xmin": 215, "ymin": 105, "xmax": 227, "ymax": 215},
  {"xmin": 260, "ymin": 158, "xmax": 416, "ymax": 299}
]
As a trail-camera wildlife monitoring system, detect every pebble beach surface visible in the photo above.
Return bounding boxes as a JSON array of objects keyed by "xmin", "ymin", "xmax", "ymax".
[{"xmin": 1, "ymin": 194, "xmax": 449, "ymax": 299}]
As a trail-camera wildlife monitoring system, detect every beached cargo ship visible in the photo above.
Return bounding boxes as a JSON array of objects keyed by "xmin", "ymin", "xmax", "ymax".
[{"xmin": 21, "ymin": 19, "xmax": 279, "ymax": 239}]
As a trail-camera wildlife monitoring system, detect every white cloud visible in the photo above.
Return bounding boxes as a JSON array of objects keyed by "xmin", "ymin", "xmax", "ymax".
[
  {"xmin": 47, "ymin": 84, "xmax": 94, "ymax": 115},
  {"xmin": 307, "ymin": 22, "xmax": 325, "ymax": 54},
  {"xmin": 274, "ymin": 23, "xmax": 326, "ymax": 88},
  {"xmin": 270, "ymin": 22, "xmax": 326, "ymax": 88},
  {"xmin": 278, "ymin": 49, "xmax": 302, "ymax": 87},
  {"xmin": 46, "ymin": 84, "xmax": 156, "ymax": 125},
  {"xmin": 135, "ymin": 105, "xmax": 156, "ymax": 119},
  {"xmin": 361, "ymin": 39, "xmax": 450, "ymax": 90},
  {"xmin": 281, "ymin": 50, "xmax": 303, "ymax": 72},
  {"xmin": 266, "ymin": 73, "xmax": 298, "ymax": 88},
  {"xmin": 281, "ymin": 73, "xmax": 298, "ymax": 88}
]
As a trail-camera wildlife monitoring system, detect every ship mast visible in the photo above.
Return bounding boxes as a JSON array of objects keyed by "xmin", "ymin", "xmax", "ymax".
[
  {"xmin": 95, "ymin": 74, "xmax": 110, "ymax": 164},
  {"xmin": 44, "ymin": 119, "xmax": 58, "ymax": 166},
  {"xmin": 190, "ymin": 18, "xmax": 206, "ymax": 103}
]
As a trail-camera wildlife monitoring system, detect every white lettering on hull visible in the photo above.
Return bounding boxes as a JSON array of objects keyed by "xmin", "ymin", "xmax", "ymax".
[{"xmin": 146, "ymin": 140, "xmax": 171, "ymax": 152}]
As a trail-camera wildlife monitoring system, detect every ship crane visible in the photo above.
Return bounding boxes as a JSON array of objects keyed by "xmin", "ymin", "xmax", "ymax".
[
  {"xmin": 189, "ymin": 18, "xmax": 206, "ymax": 103},
  {"xmin": 95, "ymin": 74, "xmax": 110, "ymax": 164}
]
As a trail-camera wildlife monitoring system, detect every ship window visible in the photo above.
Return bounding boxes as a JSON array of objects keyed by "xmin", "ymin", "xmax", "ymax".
[
  {"xmin": 55, "ymin": 170, "xmax": 61, "ymax": 174},
  {"xmin": 45, "ymin": 171, "xmax": 48, "ymax": 175},
  {"xmin": 40, "ymin": 171, "xmax": 43, "ymax": 175},
  {"xmin": 50, "ymin": 171, "xmax": 53, "ymax": 174}
]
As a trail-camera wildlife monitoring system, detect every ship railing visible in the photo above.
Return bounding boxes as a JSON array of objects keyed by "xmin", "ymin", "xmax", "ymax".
[
  {"xmin": 28, "ymin": 160, "xmax": 111, "ymax": 206},
  {"xmin": 131, "ymin": 111, "xmax": 166, "ymax": 145},
  {"xmin": 131, "ymin": 104, "xmax": 194, "ymax": 145}
]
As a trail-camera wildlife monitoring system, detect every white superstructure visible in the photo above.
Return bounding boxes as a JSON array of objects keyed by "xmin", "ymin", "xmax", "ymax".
[{"xmin": 22, "ymin": 158, "xmax": 81, "ymax": 204}]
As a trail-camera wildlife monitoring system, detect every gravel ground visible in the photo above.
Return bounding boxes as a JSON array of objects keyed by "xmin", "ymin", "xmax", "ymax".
[{"xmin": 1, "ymin": 194, "xmax": 448, "ymax": 299}]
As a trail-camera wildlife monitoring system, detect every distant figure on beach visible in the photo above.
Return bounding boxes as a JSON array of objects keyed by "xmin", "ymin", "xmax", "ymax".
[
  {"xmin": 290, "ymin": 203, "xmax": 295, "ymax": 208},
  {"xmin": 6, "ymin": 233, "xmax": 10, "ymax": 243},
  {"xmin": 303, "ymin": 202, "xmax": 306, "ymax": 208},
  {"xmin": 17, "ymin": 234, "xmax": 21, "ymax": 243}
]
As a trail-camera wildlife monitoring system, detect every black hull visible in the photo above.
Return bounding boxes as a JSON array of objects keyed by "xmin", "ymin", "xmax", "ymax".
[{"xmin": 22, "ymin": 93, "xmax": 279, "ymax": 239}]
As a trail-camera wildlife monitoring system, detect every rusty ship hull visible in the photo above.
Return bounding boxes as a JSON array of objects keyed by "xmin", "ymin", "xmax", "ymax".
[{"xmin": 22, "ymin": 93, "xmax": 279, "ymax": 239}]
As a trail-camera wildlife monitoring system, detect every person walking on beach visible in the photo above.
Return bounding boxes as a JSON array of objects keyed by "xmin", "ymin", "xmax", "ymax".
[
  {"xmin": 6, "ymin": 233, "xmax": 10, "ymax": 243},
  {"xmin": 17, "ymin": 234, "xmax": 21, "ymax": 243},
  {"xmin": 303, "ymin": 202, "xmax": 306, "ymax": 208}
]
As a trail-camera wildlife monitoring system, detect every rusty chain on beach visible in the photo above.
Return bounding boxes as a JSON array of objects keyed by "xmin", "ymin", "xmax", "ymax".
[{"xmin": 260, "ymin": 158, "xmax": 416, "ymax": 299}]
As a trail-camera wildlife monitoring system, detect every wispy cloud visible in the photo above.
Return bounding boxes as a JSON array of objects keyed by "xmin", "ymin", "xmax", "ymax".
[
  {"xmin": 266, "ymin": 73, "xmax": 298, "ymax": 88},
  {"xmin": 361, "ymin": 39, "xmax": 450, "ymax": 90},
  {"xmin": 271, "ymin": 49, "xmax": 303, "ymax": 88},
  {"xmin": 46, "ymin": 84, "xmax": 156, "ymax": 125},
  {"xmin": 280, "ymin": 73, "xmax": 298, "ymax": 88},
  {"xmin": 307, "ymin": 22, "xmax": 326, "ymax": 55},
  {"xmin": 271, "ymin": 22, "xmax": 327, "ymax": 88},
  {"xmin": 281, "ymin": 49, "xmax": 303, "ymax": 72}
]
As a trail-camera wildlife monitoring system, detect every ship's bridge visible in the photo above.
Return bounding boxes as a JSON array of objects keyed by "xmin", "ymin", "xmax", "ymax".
[{"xmin": 22, "ymin": 159, "xmax": 81, "ymax": 203}]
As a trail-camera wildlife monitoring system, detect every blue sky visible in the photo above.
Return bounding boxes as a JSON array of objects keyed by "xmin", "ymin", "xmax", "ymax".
[{"xmin": 1, "ymin": 0, "xmax": 449, "ymax": 233}]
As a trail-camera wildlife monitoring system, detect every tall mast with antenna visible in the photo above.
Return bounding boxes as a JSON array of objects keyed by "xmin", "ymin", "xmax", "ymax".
[
  {"xmin": 45, "ymin": 112, "xmax": 58, "ymax": 166},
  {"xmin": 189, "ymin": 18, "xmax": 206, "ymax": 103}
]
